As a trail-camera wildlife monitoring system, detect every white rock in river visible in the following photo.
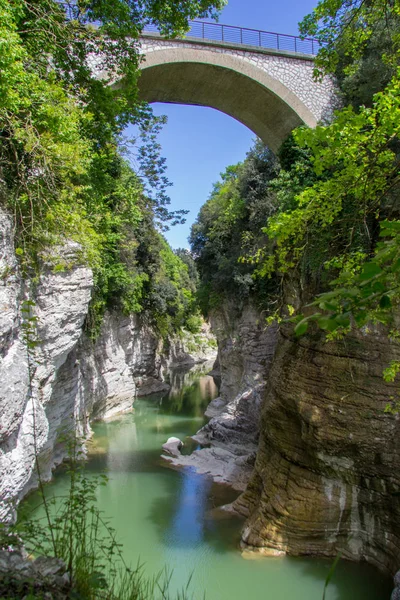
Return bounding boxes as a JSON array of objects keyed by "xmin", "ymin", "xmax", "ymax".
[{"xmin": 162, "ymin": 437, "xmax": 183, "ymax": 457}]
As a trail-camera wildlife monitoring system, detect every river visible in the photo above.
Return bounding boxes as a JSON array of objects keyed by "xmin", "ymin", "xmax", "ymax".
[{"xmin": 22, "ymin": 362, "xmax": 392, "ymax": 599}]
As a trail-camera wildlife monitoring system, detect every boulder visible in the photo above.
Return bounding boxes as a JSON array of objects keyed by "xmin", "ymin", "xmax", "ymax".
[{"xmin": 162, "ymin": 437, "xmax": 183, "ymax": 457}]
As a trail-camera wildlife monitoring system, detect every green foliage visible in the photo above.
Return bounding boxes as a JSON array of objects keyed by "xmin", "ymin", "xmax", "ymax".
[
  {"xmin": 87, "ymin": 201, "xmax": 202, "ymax": 338},
  {"xmin": 1, "ymin": 0, "xmax": 220, "ymax": 336},
  {"xmin": 238, "ymin": 43, "xmax": 397, "ymax": 331},
  {"xmin": 174, "ymin": 249, "xmax": 199, "ymax": 291},
  {"xmin": 264, "ymin": 75, "xmax": 400, "ymax": 273},
  {"xmin": 136, "ymin": 115, "xmax": 189, "ymax": 230},
  {"xmin": 291, "ymin": 217, "xmax": 400, "ymax": 335},
  {"xmin": 189, "ymin": 140, "xmax": 279, "ymax": 314},
  {"xmin": 145, "ymin": 238, "xmax": 200, "ymax": 337},
  {"xmin": 185, "ymin": 313, "xmax": 203, "ymax": 334},
  {"xmin": 383, "ymin": 360, "xmax": 400, "ymax": 382},
  {"xmin": 335, "ymin": 12, "xmax": 400, "ymax": 107},
  {"xmin": 322, "ymin": 553, "xmax": 342, "ymax": 600},
  {"xmin": 299, "ymin": 0, "xmax": 400, "ymax": 90}
]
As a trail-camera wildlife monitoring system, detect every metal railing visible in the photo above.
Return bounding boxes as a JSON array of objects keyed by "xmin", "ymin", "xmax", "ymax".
[
  {"xmin": 58, "ymin": 4, "xmax": 319, "ymax": 56},
  {"xmin": 142, "ymin": 20, "xmax": 320, "ymax": 56}
]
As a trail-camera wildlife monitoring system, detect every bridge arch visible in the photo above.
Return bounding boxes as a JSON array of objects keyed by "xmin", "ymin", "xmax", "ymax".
[{"xmin": 138, "ymin": 44, "xmax": 327, "ymax": 152}]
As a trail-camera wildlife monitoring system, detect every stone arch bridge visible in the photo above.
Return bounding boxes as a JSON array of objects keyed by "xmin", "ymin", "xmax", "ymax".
[{"xmin": 138, "ymin": 21, "xmax": 336, "ymax": 152}]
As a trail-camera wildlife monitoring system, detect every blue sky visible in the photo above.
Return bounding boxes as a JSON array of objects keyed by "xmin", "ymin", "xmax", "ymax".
[{"xmin": 126, "ymin": 0, "xmax": 318, "ymax": 249}]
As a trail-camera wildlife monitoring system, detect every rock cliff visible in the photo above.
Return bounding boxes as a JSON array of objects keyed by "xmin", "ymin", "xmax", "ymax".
[
  {"xmin": 164, "ymin": 302, "xmax": 278, "ymax": 490},
  {"xmin": 0, "ymin": 202, "xmax": 99, "ymax": 520},
  {"xmin": 0, "ymin": 206, "xmax": 216, "ymax": 521},
  {"xmin": 166, "ymin": 293, "xmax": 400, "ymax": 576},
  {"xmin": 235, "ymin": 323, "xmax": 400, "ymax": 574}
]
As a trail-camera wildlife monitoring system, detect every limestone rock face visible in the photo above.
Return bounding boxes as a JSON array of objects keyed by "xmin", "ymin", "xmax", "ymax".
[
  {"xmin": 166, "ymin": 302, "xmax": 278, "ymax": 489},
  {"xmin": 162, "ymin": 322, "xmax": 217, "ymax": 367},
  {"xmin": 211, "ymin": 303, "xmax": 277, "ymax": 409},
  {"xmin": 236, "ymin": 324, "xmax": 400, "ymax": 574},
  {"xmin": 0, "ymin": 207, "xmax": 185, "ymax": 521},
  {"xmin": 197, "ymin": 303, "xmax": 277, "ymax": 456},
  {"xmin": 0, "ymin": 205, "xmax": 218, "ymax": 521},
  {"xmin": 38, "ymin": 310, "xmax": 161, "ymax": 478},
  {"xmin": 0, "ymin": 206, "xmax": 27, "ymax": 433},
  {"xmin": 76, "ymin": 311, "xmax": 161, "ymax": 420},
  {"xmin": 392, "ymin": 571, "xmax": 400, "ymax": 600},
  {"xmin": 0, "ymin": 289, "xmax": 169, "ymax": 519},
  {"xmin": 0, "ymin": 207, "xmax": 30, "ymax": 522},
  {"xmin": 0, "ymin": 220, "xmax": 94, "ymax": 520},
  {"xmin": 29, "ymin": 244, "xmax": 94, "ymax": 485}
]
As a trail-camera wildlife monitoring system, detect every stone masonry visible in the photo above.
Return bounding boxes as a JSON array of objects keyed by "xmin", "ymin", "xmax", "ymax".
[{"xmin": 138, "ymin": 35, "xmax": 337, "ymax": 150}]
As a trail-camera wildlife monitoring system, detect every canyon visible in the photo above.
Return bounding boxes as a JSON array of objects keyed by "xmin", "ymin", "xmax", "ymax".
[{"xmin": 1, "ymin": 203, "xmax": 400, "ymax": 585}]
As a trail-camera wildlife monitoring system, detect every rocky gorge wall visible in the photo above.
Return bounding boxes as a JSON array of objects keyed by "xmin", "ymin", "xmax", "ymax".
[
  {"xmin": 234, "ymin": 323, "xmax": 400, "ymax": 575},
  {"xmin": 164, "ymin": 302, "xmax": 278, "ymax": 490},
  {"xmin": 0, "ymin": 206, "xmax": 215, "ymax": 521},
  {"xmin": 167, "ymin": 294, "xmax": 400, "ymax": 576},
  {"xmin": 3, "ymin": 189, "xmax": 400, "ymax": 579}
]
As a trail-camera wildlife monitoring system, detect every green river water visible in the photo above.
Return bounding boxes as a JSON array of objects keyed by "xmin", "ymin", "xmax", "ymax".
[{"xmin": 23, "ymin": 363, "xmax": 392, "ymax": 599}]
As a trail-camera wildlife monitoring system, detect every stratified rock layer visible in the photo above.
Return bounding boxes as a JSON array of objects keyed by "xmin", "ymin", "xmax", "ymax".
[
  {"xmin": 236, "ymin": 324, "xmax": 400, "ymax": 574},
  {"xmin": 0, "ymin": 205, "xmax": 96, "ymax": 520}
]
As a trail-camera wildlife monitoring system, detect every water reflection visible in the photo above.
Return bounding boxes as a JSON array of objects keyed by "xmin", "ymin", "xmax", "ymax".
[
  {"xmin": 167, "ymin": 470, "xmax": 212, "ymax": 547},
  {"xmin": 161, "ymin": 362, "xmax": 218, "ymax": 418}
]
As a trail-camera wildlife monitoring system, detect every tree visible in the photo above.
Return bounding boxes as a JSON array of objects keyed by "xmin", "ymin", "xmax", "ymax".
[
  {"xmin": 190, "ymin": 140, "xmax": 279, "ymax": 313},
  {"xmin": 299, "ymin": 0, "xmax": 400, "ymax": 87},
  {"xmin": 264, "ymin": 76, "xmax": 400, "ymax": 335},
  {"xmin": 252, "ymin": 0, "xmax": 400, "ymax": 335},
  {"xmin": 0, "ymin": 0, "xmax": 225, "ymax": 334},
  {"xmin": 8, "ymin": 0, "xmax": 227, "ymax": 137},
  {"xmin": 174, "ymin": 248, "xmax": 199, "ymax": 290}
]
